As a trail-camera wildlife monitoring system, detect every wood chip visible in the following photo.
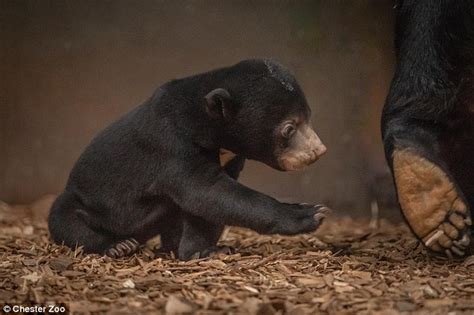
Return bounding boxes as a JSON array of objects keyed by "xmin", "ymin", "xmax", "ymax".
[
  {"xmin": 49, "ymin": 257, "xmax": 73, "ymax": 271},
  {"xmin": 165, "ymin": 295, "xmax": 196, "ymax": 314}
]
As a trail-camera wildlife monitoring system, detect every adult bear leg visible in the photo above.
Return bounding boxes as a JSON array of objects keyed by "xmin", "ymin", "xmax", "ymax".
[
  {"xmin": 439, "ymin": 122, "xmax": 474, "ymax": 244},
  {"xmin": 416, "ymin": 110, "xmax": 474, "ymax": 255},
  {"xmin": 383, "ymin": 118, "xmax": 472, "ymax": 257}
]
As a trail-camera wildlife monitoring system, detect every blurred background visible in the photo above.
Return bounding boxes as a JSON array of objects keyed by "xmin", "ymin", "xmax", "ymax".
[{"xmin": 0, "ymin": 0, "xmax": 399, "ymax": 218}]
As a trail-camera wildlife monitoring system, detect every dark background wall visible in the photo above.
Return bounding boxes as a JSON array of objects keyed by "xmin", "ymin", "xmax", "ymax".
[{"xmin": 0, "ymin": 0, "xmax": 397, "ymax": 216}]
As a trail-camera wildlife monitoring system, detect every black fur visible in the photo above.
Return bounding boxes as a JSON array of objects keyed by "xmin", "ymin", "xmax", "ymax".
[
  {"xmin": 382, "ymin": 1, "xmax": 474, "ymax": 231},
  {"xmin": 48, "ymin": 59, "xmax": 325, "ymax": 260}
]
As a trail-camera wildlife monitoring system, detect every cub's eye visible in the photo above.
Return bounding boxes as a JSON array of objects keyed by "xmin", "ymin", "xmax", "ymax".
[{"xmin": 281, "ymin": 123, "xmax": 296, "ymax": 139}]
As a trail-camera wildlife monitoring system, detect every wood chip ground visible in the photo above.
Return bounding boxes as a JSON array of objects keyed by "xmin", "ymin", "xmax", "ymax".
[{"xmin": 0, "ymin": 199, "xmax": 473, "ymax": 314}]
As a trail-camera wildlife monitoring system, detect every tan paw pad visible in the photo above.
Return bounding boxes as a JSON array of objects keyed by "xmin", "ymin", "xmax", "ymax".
[{"xmin": 393, "ymin": 149, "xmax": 471, "ymax": 257}]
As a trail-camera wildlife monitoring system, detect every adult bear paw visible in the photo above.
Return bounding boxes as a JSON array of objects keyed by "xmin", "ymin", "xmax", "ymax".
[{"xmin": 393, "ymin": 149, "xmax": 472, "ymax": 257}]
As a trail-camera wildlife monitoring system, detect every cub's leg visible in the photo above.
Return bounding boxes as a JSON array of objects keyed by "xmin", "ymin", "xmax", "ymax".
[
  {"xmin": 175, "ymin": 154, "xmax": 245, "ymax": 260},
  {"xmin": 177, "ymin": 214, "xmax": 228, "ymax": 260},
  {"xmin": 146, "ymin": 211, "xmax": 183, "ymax": 255},
  {"xmin": 49, "ymin": 194, "xmax": 141, "ymax": 258}
]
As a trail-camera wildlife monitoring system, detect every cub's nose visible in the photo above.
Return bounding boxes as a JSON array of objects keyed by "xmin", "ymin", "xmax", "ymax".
[
  {"xmin": 314, "ymin": 143, "xmax": 327, "ymax": 158},
  {"xmin": 307, "ymin": 144, "xmax": 326, "ymax": 165}
]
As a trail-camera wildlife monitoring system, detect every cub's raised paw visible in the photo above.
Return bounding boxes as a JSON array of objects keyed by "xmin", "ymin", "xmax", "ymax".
[
  {"xmin": 105, "ymin": 238, "xmax": 140, "ymax": 258},
  {"xmin": 393, "ymin": 149, "xmax": 472, "ymax": 258}
]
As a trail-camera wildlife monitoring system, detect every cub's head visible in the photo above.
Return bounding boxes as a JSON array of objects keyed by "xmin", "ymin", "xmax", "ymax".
[{"xmin": 204, "ymin": 59, "xmax": 327, "ymax": 171}]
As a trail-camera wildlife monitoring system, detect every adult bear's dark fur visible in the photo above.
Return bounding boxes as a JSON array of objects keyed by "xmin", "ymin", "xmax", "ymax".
[
  {"xmin": 382, "ymin": 0, "xmax": 474, "ymax": 257},
  {"xmin": 48, "ymin": 59, "xmax": 329, "ymax": 260}
]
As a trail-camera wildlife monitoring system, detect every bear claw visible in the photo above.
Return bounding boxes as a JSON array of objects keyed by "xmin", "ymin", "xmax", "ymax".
[
  {"xmin": 424, "ymin": 230, "xmax": 444, "ymax": 247},
  {"xmin": 464, "ymin": 217, "xmax": 472, "ymax": 226},
  {"xmin": 313, "ymin": 205, "xmax": 331, "ymax": 222},
  {"xmin": 105, "ymin": 238, "xmax": 140, "ymax": 258},
  {"xmin": 450, "ymin": 246, "xmax": 464, "ymax": 256}
]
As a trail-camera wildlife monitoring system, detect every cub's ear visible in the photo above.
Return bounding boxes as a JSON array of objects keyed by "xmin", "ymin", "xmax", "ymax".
[{"xmin": 204, "ymin": 88, "xmax": 233, "ymax": 120}]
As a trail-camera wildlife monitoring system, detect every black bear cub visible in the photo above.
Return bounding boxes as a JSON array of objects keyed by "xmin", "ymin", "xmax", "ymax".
[{"xmin": 48, "ymin": 59, "xmax": 329, "ymax": 260}]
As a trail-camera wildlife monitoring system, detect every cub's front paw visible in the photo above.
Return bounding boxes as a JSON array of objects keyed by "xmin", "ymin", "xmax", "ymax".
[
  {"xmin": 393, "ymin": 149, "xmax": 472, "ymax": 258},
  {"xmin": 270, "ymin": 203, "xmax": 331, "ymax": 235}
]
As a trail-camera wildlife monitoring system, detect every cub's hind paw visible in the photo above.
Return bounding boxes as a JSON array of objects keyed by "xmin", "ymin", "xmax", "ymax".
[
  {"xmin": 393, "ymin": 149, "xmax": 472, "ymax": 258},
  {"xmin": 105, "ymin": 238, "xmax": 140, "ymax": 258}
]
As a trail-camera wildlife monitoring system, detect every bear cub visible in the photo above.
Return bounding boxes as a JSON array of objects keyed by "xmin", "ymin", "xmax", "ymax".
[{"xmin": 48, "ymin": 59, "xmax": 329, "ymax": 260}]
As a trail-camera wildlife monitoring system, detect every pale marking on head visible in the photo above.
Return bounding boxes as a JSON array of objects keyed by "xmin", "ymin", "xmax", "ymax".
[{"xmin": 263, "ymin": 59, "xmax": 295, "ymax": 92}]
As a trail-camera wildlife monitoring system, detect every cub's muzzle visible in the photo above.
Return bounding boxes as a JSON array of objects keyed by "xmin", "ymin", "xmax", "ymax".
[{"xmin": 278, "ymin": 124, "xmax": 327, "ymax": 171}]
